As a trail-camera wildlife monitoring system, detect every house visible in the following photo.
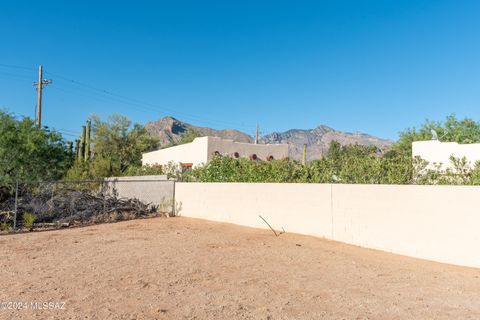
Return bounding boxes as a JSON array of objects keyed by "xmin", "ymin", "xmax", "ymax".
[
  {"xmin": 142, "ymin": 136, "xmax": 289, "ymax": 167},
  {"xmin": 412, "ymin": 140, "xmax": 480, "ymax": 170}
]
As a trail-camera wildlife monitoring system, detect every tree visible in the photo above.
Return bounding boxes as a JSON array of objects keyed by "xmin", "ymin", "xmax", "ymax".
[
  {"xmin": 393, "ymin": 114, "xmax": 480, "ymax": 154},
  {"xmin": 0, "ymin": 110, "xmax": 70, "ymax": 184},
  {"xmin": 186, "ymin": 141, "xmax": 413, "ymax": 184},
  {"xmin": 66, "ymin": 114, "xmax": 159, "ymax": 179}
]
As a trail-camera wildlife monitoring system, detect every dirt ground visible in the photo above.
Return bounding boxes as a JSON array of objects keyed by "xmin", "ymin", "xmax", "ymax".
[{"xmin": 1, "ymin": 217, "xmax": 480, "ymax": 320}]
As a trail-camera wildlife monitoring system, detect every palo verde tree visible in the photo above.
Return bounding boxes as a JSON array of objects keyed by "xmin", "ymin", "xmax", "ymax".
[
  {"xmin": 393, "ymin": 114, "xmax": 480, "ymax": 155},
  {"xmin": 0, "ymin": 110, "xmax": 70, "ymax": 184},
  {"xmin": 66, "ymin": 113, "xmax": 159, "ymax": 179}
]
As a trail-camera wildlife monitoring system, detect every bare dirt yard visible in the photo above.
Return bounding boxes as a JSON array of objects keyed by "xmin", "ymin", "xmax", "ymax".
[{"xmin": 1, "ymin": 217, "xmax": 480, "ymax": 320}]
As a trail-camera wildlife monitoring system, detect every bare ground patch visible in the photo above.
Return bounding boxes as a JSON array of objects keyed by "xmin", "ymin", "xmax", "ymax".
[{"xmin": 1, "ymin": 217, "xmax": 480, "ymax": 319}]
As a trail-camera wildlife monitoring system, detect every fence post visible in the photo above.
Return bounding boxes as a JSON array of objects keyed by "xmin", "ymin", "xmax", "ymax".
[
  {"xmin": 103, "ymin": 181, "xmax": 107, "ymax": 214},
  {"xmin": 13, "ymin": 179, "xmax": 18, "ymax": 230},
  {"xmin": 172, "ymin": 180, "xmax": 176, "ymax": 217}
]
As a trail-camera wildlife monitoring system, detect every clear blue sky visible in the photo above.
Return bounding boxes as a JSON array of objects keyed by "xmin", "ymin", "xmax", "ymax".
[{"xmin": 1, "ymin": 0, "xmax": 480, "ymax": 140}]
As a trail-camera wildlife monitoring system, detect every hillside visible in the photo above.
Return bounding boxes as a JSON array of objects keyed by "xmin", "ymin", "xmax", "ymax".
[
  {"xmin": 145, "ymin": 116, "xmax": 393, "ymax": 160},
  {"xmin": 261, "ymin": 125, "xmax": 393, "ymax": 160},
  {"xmin": 144, "ymin": 116, "xmax": 253, "ymax": 146}
]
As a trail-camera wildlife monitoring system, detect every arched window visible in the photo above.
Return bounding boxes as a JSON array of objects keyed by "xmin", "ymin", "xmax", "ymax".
[
  {"xmin": 233, "ymin": 152, "xmax": 240, "ymax": 158},
  {"xmin": 249, "ymin": 154, "xmax": 258, "ymax": 160},
  {"xmin": 267, "ymin": 155, "xmax": 274, "ymax": 161}
]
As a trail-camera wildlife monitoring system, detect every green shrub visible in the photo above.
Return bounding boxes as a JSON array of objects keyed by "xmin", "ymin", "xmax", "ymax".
[
  {"xmin": 22, "ymin": 212, "xmax": 36, "ymax": 229},
  {"xmin": 0, "ymin": 222, "xmax": 11, "ymax": 231},
  {"xmin": 186, "ymin": 143, "xmax": 414, "ymax": 184}
]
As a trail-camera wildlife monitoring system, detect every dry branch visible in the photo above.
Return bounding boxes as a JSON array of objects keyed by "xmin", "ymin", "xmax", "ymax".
[{"xmin": 0, "ymin": 183, "xmax": 158, "ymax": 229}]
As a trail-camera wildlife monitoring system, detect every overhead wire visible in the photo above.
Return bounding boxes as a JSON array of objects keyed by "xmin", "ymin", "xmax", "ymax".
[
  {"xmin": 44, "ymin": 70, "xmax": 256, "ymax": 129},
  {"xmin": 1, "ymin": 63, "xmax": 258, "ymax": 133}
]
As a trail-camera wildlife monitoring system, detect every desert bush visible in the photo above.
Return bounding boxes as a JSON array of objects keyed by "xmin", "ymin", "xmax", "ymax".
[
  {"xmin": 22, "ymin": 212, "xmax": 36, "ymax": 229},
  {"xmin": 0, "ymin": 222, "xmax": 11, "ymax": 231},
  {"xmin": 186, "ymin": 142, "xmax": 414, "ymax": 184},
  {"xmin": 185, "ymin": 141, "xmax": 480, "ymax": 186}
]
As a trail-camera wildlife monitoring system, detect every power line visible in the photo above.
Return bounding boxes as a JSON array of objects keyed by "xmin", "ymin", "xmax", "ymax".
[
  {"xmin": 1, "ymin": 63, "xmax": 258, "ymax": 131},
  {"xmin": 44, "ymin": 70, "xmax": 256, "ymax": 129},
  {"xmin": 0, "ymin": 63, "xmax": 36, "ymax": 71},
  {"xmin": 56, "ymin": 131, "xmax": 78, "ymax": 138},
  {"xmin": 0, "ymin": 72, "xmax": 33, "ymax": 80}
]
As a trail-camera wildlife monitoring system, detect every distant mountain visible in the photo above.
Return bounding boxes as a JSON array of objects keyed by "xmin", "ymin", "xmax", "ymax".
[
  {"xmin": 261, "ymin": 125, "xmax": 393, "ymax": 160},
  {"xmin": 144, "ymin": 116, "xmax": 253, "ymax": 147},
  {"xmin": 145, "ymin": 116, "xmax": 393, "ymax": 160}
]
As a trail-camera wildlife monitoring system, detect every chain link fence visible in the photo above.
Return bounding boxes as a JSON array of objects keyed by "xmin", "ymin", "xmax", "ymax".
[{"xmin": 0, "ymin": 178, "xmax": 176, "ymax": 232}]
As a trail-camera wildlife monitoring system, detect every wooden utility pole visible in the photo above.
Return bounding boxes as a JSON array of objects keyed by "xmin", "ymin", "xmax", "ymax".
[
  {"xmin": 255, "ymin": 124, "xmax": 259, "ymax": 144},
  {"xmin": 32, "ymin": 65, "xmax": 52, "ymax": 128}
]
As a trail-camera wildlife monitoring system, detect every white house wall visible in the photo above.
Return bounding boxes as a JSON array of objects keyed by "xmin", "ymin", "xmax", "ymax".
[
  {"xmin": 412, "ymin": 140, "xmax": 480, "ymax": 169},
  {"xmin": 142, "ymin": 137, "xmax": 210, "ymax": 167},
  {"xmin": 142, "ymin": 136, "xmax": 289, "ymax": 167}
]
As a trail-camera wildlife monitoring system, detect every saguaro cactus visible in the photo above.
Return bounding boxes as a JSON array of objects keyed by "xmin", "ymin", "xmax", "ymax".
[
  {"xmin": 79, "ymin": 126, "xmax": 86, "ymax": 162},
  {"xmin": 85, "ymin": 120, "xmax": 91, "ymax": 161},
  {"xmin": 302, "ymin": 144, "xmax": 307, "ymax": 165},
  {"xmin": 75, "ymin": 139, "xmax": 80, "ymax": 159},
  {"xmin": 67, "ymin": 141, "xmax": 73, "ymax": 156}
]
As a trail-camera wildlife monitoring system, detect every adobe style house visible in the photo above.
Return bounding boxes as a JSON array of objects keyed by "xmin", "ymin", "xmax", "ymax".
[{"xmin": 142, "ymin": 136, "xmax": 289, "ymax": 167}]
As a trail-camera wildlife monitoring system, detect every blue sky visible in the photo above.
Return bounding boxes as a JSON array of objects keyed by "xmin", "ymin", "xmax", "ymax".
[{"xmin": 1, "ymin": 0, "xmax": 480, "ymax": 140}]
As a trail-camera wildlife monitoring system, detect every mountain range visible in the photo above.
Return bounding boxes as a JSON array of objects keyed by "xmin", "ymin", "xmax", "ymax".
[{"xmin": 144, "ymin": 116, "xmax": 393, "ymax": 160}]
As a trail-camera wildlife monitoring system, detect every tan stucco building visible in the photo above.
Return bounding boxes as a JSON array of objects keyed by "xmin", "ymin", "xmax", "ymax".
[{"xmin": 142, "ymin": 136, "xmax": 289, "ymax": 167}]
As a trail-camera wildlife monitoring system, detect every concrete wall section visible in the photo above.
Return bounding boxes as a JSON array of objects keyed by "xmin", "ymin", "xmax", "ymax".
[
  {"xmin": 175, "ymin": 182, "xmax": 480, "ymax": 268},
  {"xmin": 105, "ymin": 176, "xmax": 174, "ymax": 206},
  {"xmin": 175, "ymin": 183, "xmax": 333, "ymax": 238},
  {"xmin": 331, "ymin": 184, "xmax": 480, "ymax": 267},
  {"xmin": 105, "ymin": 175, "xmax": 168, "ymax": 181}
]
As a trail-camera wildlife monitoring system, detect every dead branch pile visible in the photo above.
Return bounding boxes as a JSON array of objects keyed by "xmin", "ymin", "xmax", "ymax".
[{"xmin": 0, "ymin": 183, "xmax": 158, "ymax": 229}]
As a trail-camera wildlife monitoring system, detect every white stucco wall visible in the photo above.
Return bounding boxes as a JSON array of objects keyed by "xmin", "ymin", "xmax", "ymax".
[
  {"xmin": 412, "ymin": 140, "xmax": 480, "ymax": 169},
  {"xmin": 142, "ymin": 137, "xmax": 210, "ymax": 167},
  {"xmin": 142, "ymin": 136, "xmax": 289, "ymax": 167},
  {"xmin": 175, "ymin": 183, "xmax": 480, "ymax": 268}
]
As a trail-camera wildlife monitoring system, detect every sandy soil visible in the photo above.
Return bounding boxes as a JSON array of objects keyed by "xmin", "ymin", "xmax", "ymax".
[{"xmin": 1, "ymin": 217, "xmax": 480, "ymax": 320}]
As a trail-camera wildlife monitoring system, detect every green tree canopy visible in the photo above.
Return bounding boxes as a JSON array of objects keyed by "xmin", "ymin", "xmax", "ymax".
[
  {"xmin": 0, "ymin": 110, "xmax": 70, "ymax": 184},
  {"xmin": 393, "ymin": 114, "xmax": 480, "ymax": 154},
  {"xmin": 66, "ymin": 114, "xmax": 159, "ymax": 179},
  {"xmin": 186, "ymin": 141, "xmax": 413, "ymax": 185}
]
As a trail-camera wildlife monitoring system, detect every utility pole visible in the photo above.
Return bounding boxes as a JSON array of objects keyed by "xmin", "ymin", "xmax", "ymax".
[
  {"xmin": 32, "ymin": 65, "xmax": 52, "ymax": 128},
  {"xmin": 255, "ymin": 124, "xmax": 259, "ymax": 144}
]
